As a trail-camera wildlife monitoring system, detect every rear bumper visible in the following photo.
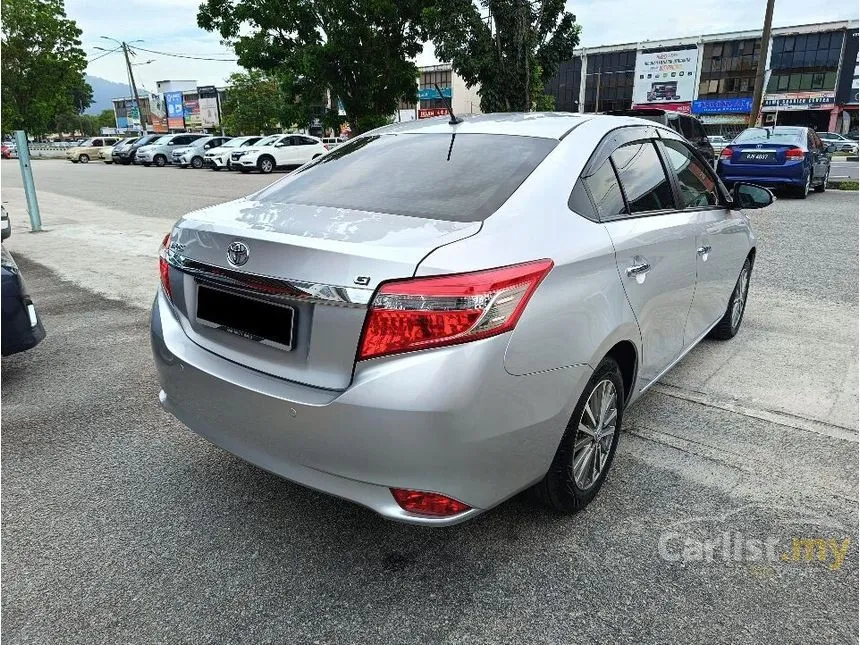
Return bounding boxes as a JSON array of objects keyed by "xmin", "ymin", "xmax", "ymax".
[
  {"xmin": 150, "ymin": 290, "xmax": 588, "ymax": 525},
  {"xmin": 717, "ymin": 161, "xmax": 806, "ymax": 187}
]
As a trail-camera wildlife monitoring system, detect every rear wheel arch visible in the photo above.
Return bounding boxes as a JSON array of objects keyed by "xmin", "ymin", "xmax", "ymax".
[{"xmin": 603, "ymin": 340, "xmax": 637, "ymax": 405}]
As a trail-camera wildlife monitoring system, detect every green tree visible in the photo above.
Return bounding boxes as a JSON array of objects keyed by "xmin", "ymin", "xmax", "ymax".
[
  {"xmin": 197, "ymin": 0, "xmax": 428, "ymax": 134},
  {"xmin": 424, "ymin": 0, "xmax": 579, "ymax": 112},
  {"xmin": 1, "ymin": 0, "xmax": 92, "ymax": 136},
  {"xmin": 96, "ymin": 109, "xmax": 117, "ymax": 131},
  {"xmin": 219, "ymin": 71, "xmax": 285, "ymax": 135}
]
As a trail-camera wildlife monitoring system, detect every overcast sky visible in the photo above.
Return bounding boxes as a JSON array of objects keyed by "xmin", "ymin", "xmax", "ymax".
[{"xmin": 74, "ymin": 0, "xmax": 858, "ymax": 90}]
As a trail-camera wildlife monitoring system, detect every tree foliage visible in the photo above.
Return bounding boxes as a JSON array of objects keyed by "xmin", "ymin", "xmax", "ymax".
[
  {"xmin": 218, "ymin": 71, "xmax": 286, "ymax": 135},
  {"xmin": 198, "ymin": 0, "xmax": 428, "ymax": 134},
  {"xmin": 1, "ymin": 0, "xmax": 92, "ymax": 135},
  {"xmin": 424, "ymin": 0, "xmax": 579, "ymax": 112}
]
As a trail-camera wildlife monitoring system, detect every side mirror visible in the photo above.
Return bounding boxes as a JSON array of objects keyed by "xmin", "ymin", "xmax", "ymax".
[{"xmin": 733, "ymin": 182, "xmax": 774, "ymax": 210}]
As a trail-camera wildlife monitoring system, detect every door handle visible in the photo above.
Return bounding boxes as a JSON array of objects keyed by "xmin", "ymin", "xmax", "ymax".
[
  {"xmin": 625, "ymin": 260, "xmax": 652, "ymax": 277},
  {"xmin": 697, "ymin": 245, "xmax": 712, "ymax": 255}
]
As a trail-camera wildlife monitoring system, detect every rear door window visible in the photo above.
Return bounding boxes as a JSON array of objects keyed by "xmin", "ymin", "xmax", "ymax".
[
  {"xmin": 611, "ymin": 141, "xmax": 676, "ymax": 213},
  {"xmin": 661, "ymin": 140, "xmax": 720, "ymax": 208},
  {"xmin": 92, "ymin": 139, "xmax": 103, "ymax": 147},
  {"xmin": 255, "ymin": 133, "xmax": 557, "ymax": 222}
]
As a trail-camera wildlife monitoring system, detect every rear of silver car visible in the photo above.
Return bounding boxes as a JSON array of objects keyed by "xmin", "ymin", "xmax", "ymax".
[{"xmin": 151, "ymin": 131, "xmax": 584, "ymax": 524}]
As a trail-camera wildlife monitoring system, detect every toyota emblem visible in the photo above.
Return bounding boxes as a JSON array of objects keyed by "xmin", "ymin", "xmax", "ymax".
[{"xmin": 227, "ymin": 241, "xmax": 250, "ymax": 267}]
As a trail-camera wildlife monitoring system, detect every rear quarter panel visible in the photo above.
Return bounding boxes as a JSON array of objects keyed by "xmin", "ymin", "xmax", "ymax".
[{"xmin": 416, "ymin": 119, "xmax": 641, "ymax": 377}]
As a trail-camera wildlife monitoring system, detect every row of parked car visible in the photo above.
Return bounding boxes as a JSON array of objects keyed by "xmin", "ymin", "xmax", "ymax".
[{"xmin": 65, "ymin": 133, "xmax": 344, "ymax": 174}]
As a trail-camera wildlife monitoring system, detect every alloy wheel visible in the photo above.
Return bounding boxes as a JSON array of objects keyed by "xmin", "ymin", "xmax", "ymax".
[
  {"xmin": 731, "ymin": 265, "xmax": 750, "ymax": 330},
  {"xmin": 571, "ymin": 379, "xmax": 618, "ymax": 490},
  {"xmin": 261, "ymin": 158, "xmax": 273, "ymax": 173}
]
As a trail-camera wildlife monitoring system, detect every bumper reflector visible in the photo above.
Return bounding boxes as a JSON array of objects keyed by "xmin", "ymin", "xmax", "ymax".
[{"xmin": 391, "ymin": 488, "xmax": 471, "ymax": 517}]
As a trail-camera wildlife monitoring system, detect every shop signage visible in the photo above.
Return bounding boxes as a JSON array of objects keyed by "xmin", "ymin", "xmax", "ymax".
[
  {"xmin": 632, "ymin": 102, "xmax": 691, "ymax": 114},
  {"xmin": 633, "ymin": 47, "xmax": 700, "ymax": 104},
  {"xmin": 165, "ymin": 92, "xmax": 185, "ymax": 129},
  {"xmin": 692, "ymin": 98, "xmax": 753, "ymax": 114},
  {"xmin": 198, "ymin": 86, "xmax": 220, "ymax": 128},
  {"xmin": 418, "ymin": 86, "xmax": 452, "ymax": 100},
  {"xmin": 698, "ymin": 114, "xmax": 749, "ymax": 124},
  {"xmin": 762, "ymin": 91, "xmax": 836, "ymax": 111},
  {"xmin": 418, "ymin": 108, "xmax": 449, "ymax": 119},
  {"xmin": 183, "ymin": 97, "xmax": 201, "ymax": 128}
]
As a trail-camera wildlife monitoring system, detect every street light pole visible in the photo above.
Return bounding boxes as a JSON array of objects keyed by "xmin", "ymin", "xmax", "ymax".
[{"xmin": 748, "ymin": 0, "xmax": 776, "ymax": 127}]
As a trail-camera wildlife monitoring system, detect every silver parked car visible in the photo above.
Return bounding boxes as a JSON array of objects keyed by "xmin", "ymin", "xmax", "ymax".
[
  {"xmin": 135, "ymin": 133, "xmax": 208, "ymax": 167},
  {"xmin": 151, "ymin": 113, "xmax": 768, "ymax": 525},
  {"xmin": 171, "ymin": 136, "xmax": 232, "ymax": 168}
]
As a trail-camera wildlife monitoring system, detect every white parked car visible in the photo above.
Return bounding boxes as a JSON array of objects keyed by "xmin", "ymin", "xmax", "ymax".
[
  {"xmin": 203, "ymin": 136, "xmax": 263, "ymax": 171},
  {"xmin": 816, "ymin": 132, "xmax": 858, "ymax": 154},
  {"xmin": 234, "ymin": 134, "xmax": 327, "ymax": 174}
]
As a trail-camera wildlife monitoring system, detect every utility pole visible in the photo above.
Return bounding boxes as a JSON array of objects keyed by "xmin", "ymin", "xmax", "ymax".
[
  {"xmin": 748, "ymin": 0, "xmax": 776, "ymax": 127},
  {"xmin": 121, "ymin": 42, "xmax": 146, "ymax": 135}
]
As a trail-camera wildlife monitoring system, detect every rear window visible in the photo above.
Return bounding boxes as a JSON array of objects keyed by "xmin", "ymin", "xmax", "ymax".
[
  {"xmin": 733, "ymin": 128, "xmax": 805, "ymax": 145},
  {"xmin": 255, "ymin": 133, "xmax": 557, "ymax": 222}
]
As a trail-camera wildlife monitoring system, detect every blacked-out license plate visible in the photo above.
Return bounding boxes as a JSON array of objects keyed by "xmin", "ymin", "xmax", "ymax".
[{"xmin": 197, "ymin": 284, "xmax": 295, "ymax": 350}]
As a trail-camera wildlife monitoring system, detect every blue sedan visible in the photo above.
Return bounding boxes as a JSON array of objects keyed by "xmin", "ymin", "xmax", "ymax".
[{"xmin": 716, "ymin": 126, "xmax": 832, "ymax": 199}]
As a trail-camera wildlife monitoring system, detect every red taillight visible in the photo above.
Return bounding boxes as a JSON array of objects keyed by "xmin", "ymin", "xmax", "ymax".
[
  {"xmin": 391, "ymin": 489, "xmax": 471, "ymax": 517},
  {"xmin": 358, "ymin": 259, "xmax": 554, "ymax": 360},
  {"xmin": 720, "ymin": 146, "xmax": 733, "ymax": 159},
  {"xmin": 159, "ymin": 233, "xmax": 172, "ymax": 299},
  {"xmin": 786, "ymin": 147, "xmax": 805, "ymax": 159}
]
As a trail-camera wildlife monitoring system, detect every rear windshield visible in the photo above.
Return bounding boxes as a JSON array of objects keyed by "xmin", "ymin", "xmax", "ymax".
[
  {"xmin": 733, "ymin": 128, "xmax": 804, "ymax": 145},
  {"xmin": 255, "ymin": 133, "xmax": 557, "ymax": 221}
]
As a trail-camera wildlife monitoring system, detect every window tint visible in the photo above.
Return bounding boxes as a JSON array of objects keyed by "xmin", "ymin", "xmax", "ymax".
[
  {"xmin": 296, "ymin": 137, "xmax": 318, "ymax": 146},
  {"xmin": 662, "ymin": 140, "xmax": 720, "ymax": 208},
  {"xmin": 611, "ymin": 141, "xmax": 675, "ymax": 213},
  {"xmin": 255, "ymin": 133, "xmax": 557, "ymax": 222},
  {"xmin": 92, "ymin": 139, "xmax": 103, "ymax": 147},
  {"xmin": 582, "ymin": 159, "xmax": 626, "ymax": 220}
]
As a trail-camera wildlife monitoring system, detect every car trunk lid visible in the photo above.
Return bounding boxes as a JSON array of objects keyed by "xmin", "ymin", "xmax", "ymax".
[
  {"xmin": 166, "ymin": 199, "xmax": 481, "ymax": 390},
  {"xmin": 729, "ymin": 143, "xmax": 803, "ymax": 165}
]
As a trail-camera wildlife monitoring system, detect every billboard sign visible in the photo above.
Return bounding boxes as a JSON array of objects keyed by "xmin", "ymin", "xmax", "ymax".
[
  {"xmin": 836, "ymin": 29, "xmax": 859, "ymax": 105},
  {"xmin": 418, "ymin": 108, "xmax": 449, "ymax": 119},
  {"xmin": 632, "ymin": 101, "xmax": 691, "ymax": 113},
  {"xmin": 762, "ymin": 91, "xmax": 836, "ymax": 111},
  {"xmin": 197, "ymin": 86, "xmax": 220, "ymax": 128},
  {"xmin": 633, "ymin": 47, "xmax": 699, "ymax": 104},
  {"xmin": 692, "ymin": 98, "xmax": 753, "ymax": 114},
  {"xmin": 165, "ymin": 92, "xmax": 184, "ymax": 129},
  {"xmin": 183, "ymin": 96, "xmax": 201, "ymax": 128}
]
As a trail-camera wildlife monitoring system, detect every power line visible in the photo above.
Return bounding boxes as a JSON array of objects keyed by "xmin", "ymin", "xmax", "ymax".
[
  {"xmin": 128, "ymin": 45, "xmax": 237, "ymax": 62},
  {"xmin": 87, "ymin": 46, "xmax": 122, "ymax": 63}
]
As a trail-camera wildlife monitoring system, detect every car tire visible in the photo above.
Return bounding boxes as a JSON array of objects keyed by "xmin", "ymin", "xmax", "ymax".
[
  {"xmin": 79, "ymin": 154, "xmax": 89, "ymax": 164},
  {"xmin": 154, "ymin": 155, "xmax": 166, "ymax": 167},
  {"xmin": 795, "ymin": 172, "xmax": 811, "ymax": 199},
  {"xmin": 709, "ymin": 258, "xmax": 752, "ymax": 341},
  {"xmin": 258, "ymin": 156, "xmax": 274, "ymax": 174},
  {"xmin": 534, "ymin": 357, "xmax": 624, "ymax": 513},
  {"xmin": 814, "ymin": 168, "xmax": 828, "ymax": 193},
  {"xmin": 191, "ymin": 156, "xmax": 203, "ymax": 169}
]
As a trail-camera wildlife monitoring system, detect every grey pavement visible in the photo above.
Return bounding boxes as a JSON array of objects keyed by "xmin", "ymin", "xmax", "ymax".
[
  {"xmin": 830, "ymin": 160, "xmax": 859, "ymax": 180},
  {"xmin": 1, "ymin": 161, "xmax": 858, "ymax": 644}
]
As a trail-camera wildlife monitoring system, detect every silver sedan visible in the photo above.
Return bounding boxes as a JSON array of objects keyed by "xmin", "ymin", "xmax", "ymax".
[{"xmin": 151, "ymin": 113, "xmax": 769, "ymax": 525}]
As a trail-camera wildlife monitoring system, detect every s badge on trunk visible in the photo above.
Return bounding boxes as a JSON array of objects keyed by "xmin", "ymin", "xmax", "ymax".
[{"xmin": 227, "ymin": 241, "xmax": 250, "ymax": 267}]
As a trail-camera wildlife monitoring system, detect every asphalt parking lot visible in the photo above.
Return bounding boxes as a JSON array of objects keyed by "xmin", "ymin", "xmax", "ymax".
[{"xmin": 2, "ymin": 160, "xmax": 858, "ymax": 644}]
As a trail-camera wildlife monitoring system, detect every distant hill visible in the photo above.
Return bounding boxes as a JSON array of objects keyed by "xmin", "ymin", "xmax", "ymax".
[{"xmin": 84, "ymin": 75, "xmax": 147, "ymax": 114}]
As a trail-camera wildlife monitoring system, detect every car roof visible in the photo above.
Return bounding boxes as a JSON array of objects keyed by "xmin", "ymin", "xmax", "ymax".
[{"xmin": 371, "ymin": 112, "xmax": 610, "ymax": 140}]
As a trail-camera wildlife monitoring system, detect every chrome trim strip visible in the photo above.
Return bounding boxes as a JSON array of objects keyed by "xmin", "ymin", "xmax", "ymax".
[{"xmin": 166, "ymin": 251, "xmax": 373, "ymax": 307}]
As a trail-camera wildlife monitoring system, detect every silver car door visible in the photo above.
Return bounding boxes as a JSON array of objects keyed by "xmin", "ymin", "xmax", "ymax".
[
  {"xmin": 659, "ymin": 137, "xmax": 751, "ymax": 345},
  {"xmin": 597, "ymin": 139, "xmax": 698, "ymax": 386}
]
